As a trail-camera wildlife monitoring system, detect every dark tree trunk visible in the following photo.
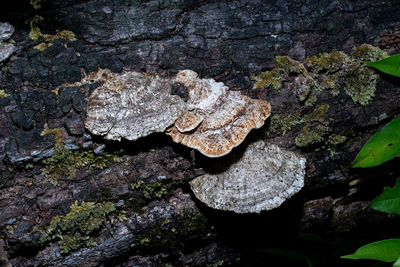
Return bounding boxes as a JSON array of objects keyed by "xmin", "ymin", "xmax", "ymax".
[{"xmin": 0, "ymin": 0, "xmax": 400, "ymax": 266}]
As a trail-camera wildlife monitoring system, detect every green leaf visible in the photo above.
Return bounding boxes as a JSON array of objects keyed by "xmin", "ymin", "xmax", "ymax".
[
  {"xmin": 341, "ymin": 239, "xmax": 400, "ymax": 262},
  {"xmin": 364, "ymin": 54, "xmax": 400, "ymax": 77},
  {"xmin": 352, "ymin": 116, "xmax": 400, "ymax": 168},
  {"xmin": 394, "ymin": 256, "xmax": 400, "ymax": 267},
  {"xmin": 370, "ymin": 178, "xmax": 400, "ymax": 215}
]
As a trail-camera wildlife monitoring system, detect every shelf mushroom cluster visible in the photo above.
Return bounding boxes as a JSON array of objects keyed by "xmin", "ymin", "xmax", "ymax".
[{"xmin": 78, "ymin": 68, "xmax": 306, "ymax": 213}]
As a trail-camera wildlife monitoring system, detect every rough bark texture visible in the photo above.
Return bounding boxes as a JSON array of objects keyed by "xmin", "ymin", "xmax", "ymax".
[{"xmin": 0, "ymin": 0, "xmax": 400, "ymax": 266}]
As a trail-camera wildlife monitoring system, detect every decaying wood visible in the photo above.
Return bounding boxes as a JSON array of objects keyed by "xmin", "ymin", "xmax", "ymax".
[{"xmin": 0, "ymin": 0, "xmax": 399, "ymax": 266}]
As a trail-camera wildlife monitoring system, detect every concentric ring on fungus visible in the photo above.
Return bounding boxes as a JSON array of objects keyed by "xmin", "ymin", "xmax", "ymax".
[
  {"xmin": 79, "ymin": 69, "xmax": 186, "ymax": 141},
  {"xmin": 189, "ymin": 140, "xmax": 306, "ymax": 213},
  {"xmin": 166, "ymin": 70, "xmax": 271, "ymax": 157}
]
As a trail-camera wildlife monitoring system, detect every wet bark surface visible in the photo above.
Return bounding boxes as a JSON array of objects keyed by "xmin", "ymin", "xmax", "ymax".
[{"xmin": 0, "ymin": 0, "xmax": 400, "ymax": 266}]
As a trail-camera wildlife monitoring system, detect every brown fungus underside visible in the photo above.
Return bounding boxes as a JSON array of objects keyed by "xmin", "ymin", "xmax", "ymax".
[{"xmin": 166, "ymin": 70, "xmax": 271, "ymax": 157}]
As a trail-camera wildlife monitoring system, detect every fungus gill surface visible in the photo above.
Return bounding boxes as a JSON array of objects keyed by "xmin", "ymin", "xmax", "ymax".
[
  {"xmin": 190, "ymin": 140, "xmax": 306, "ymax": 213},
  {"xmin": 80, "ymin": 69, "xmax": 186, "ymax": 141},
  {"xmin": 166, "ymin": 70, "xmax": 271, "ymax": 157}
]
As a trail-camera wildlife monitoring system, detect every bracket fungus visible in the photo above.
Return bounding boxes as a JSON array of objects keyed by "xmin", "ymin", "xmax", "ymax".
[
  {"xmin": 166, "ymin": 70, "xmax": 271, "ymax": 157},
  {"xmin": 81, "ymin": 69, "xmax": 186, "ymax": 141},
  {"xmin": 190, "ymin": 141, "xmax": 306, "ymax": 213}
]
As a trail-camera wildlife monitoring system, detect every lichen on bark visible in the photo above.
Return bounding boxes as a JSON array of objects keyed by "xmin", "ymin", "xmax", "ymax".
[
  {"xmin": 28, "ymin": 15, "xmax": 76, "ymax": 51},
  {"xmin": 40, "ymin": 124, "xmax": 124, "ymax": 182},
  {"xmin": 39, "ymin": 201, "xmax": 117, "ymax": 254},
  {"xmin": 253, "ymin": 44, "xmax": 388, "ymax": 106}
]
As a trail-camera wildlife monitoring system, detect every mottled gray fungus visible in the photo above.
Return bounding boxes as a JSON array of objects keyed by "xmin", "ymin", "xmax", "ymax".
[
  {"xmin": 0, "ymin": 22, "xmax": 16, "ymax": 63},
  {"xmin": 190, "ymin": 140, "xmax": 306, "ymax": 213},
  {"xmin": 80, "ymin": 69, "xmax": 186, "ymax": 141}
]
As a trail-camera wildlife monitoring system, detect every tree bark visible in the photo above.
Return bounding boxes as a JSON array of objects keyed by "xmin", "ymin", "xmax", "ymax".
[{"xmin": 0, "ymin": 0, "xmax": 400, "ymax": 266}]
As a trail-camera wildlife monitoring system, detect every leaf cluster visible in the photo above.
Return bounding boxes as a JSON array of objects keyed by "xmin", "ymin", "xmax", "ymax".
[{"xmin": 341, "ymin": 54, "xmax": 400, "ymax": 265}]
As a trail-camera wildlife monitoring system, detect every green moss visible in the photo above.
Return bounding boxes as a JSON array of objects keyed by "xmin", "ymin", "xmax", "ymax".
[
  {"xmin": 41, "ymin": 146, "xmax": 123, "ymax": 181},
  {"xmin": 42, "ymin": 30, "xmax": 76, "ymax": 43},
  {"xmin": 253, "ymin": 56, "xmax": 306, "ymax": 90},
  {"xmin": 126, "ymin": 179, "xmax": 186, "ymax": 212},
  {"xmin": 28, "ymin": 15, "xmax": 44, "ymax": 40},
  {"xmin": 304, "ymin": 104, "xmax": 329, "ymax": 122},
  {"xmin": 139, "ymin": 237, "xmax": 150, "ymax": 245},
  {"xmin": 34, "ymin": 42, "xmax": 51, "ymax": 51},
  {"xmin": 325, "ymin": 46, "xmax": 378, "ymax": 104},
  {"xmin": 132, "ymin": 180, "xmax": 168, "ymax": 199},
  {"xmin": 301, "ymin": 51, "xmax": 350, "ymax": 104},
  {"xmin": 303, "ymin": 89, "xmax": 320, "ymax": 107},
  {"xmin": 28, "ymin": 14, "xmax": 76, "ymax": 51},
  {"xmin": 135, "ymin": 211, "xmax": 209, "ymax": 250},
  {"xmin": 301, "ymin": 77, "xmax": 320, "ymax": 106},
  {"xmin": 131, "ymin": 179, "xmax": 183, "ymax": 200},
  {"xmin": 328, "ymin": 134, "xmax": 347, "ymax": 146},
  {"xmin": 6, "ymin": 225, "xmax": 14, "ymax": 235},
  {"xmin": 266, "ymin": 113, "xmax": 303, "ymax": 136},
  {"xmin": 254, "ymin": 44, "xmax": 386, "ymax": 106},
  {"xmin": 210, "ymin": 260, "xmax": 225, "ymax": 267},
  {"xmin": 314, "ymin": 44, "xmax": 386, "ymax": 105},
  {"xmin": 351, "ymin": 44, "xmax": 388, "ymax": 61},
  {"xmin": 295, "ymin": 105, "xmax": 345, "ymax": 150},
  {"xmin": 40, "ymin": 123, "xmax": 63, "ymax": 146},
  {"xmin": 0, "ymin": 90, "xmax": 10, "ymax": 98},
  {"xmin": 320, "ymin": 73, "xmax": 340, "ymax": 94},
  {"xmin": 40, "ymin": 124, "xmax": 124, "ymax": 181},
  {"xmin": 295, "ymin": 124, "xmax": 330, "ymax": 147},
  {"xmin": 276, "ymin": 56, "xmax": 307, "ymax": 74},
  {"xmin": 39, "ymin": 201, "xmax": 116, "ymax": 254},
  {"xmin": 30, "ymin": 0, "xmax": 41, "ymax": 9},
  {"xmin": 305, "ymin": 50, "xmax": 350, "ymax": 72},
  {"xmin": 253, "ymin": 68, "xmax": 283, "ymax": 90},
  {"xmin": 41, "ymin": 146, "xmax": 75, "ymax": 180},
  {"xmin": 24, "ymin": 163, "xmax": 34, "ymax": 170},
  {"xmin": 343, "ymin": 64, "xmax": 377, "ymax": 106}
]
